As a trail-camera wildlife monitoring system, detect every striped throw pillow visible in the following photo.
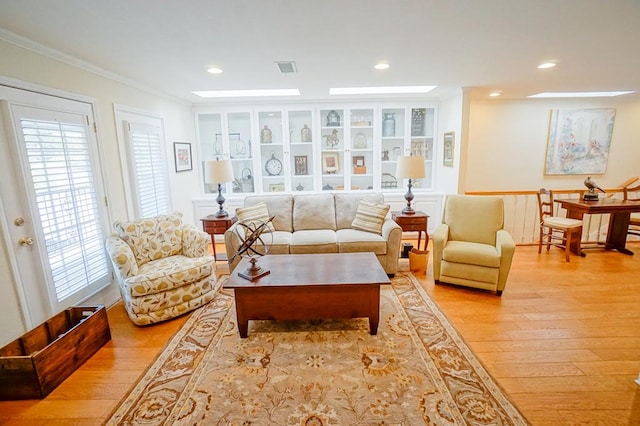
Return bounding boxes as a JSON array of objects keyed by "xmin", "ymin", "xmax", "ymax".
[
  {"xmin": 236, "ymin": 202, "xmax": 275, "ymax": 232},
  {"xmin": 351, "ymin": 200, "xmax": 390, "ymax": 234}
]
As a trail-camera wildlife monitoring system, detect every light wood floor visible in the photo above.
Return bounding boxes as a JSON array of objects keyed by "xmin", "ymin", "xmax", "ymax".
[{"xmin": 1, "ymin": 241, "xmax": 639, "ymax": 425}]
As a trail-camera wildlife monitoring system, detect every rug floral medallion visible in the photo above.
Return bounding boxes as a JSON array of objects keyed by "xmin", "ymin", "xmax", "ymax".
[{"xmin": 107, "ymin": 273, "xmax": 528, "ymax": 425}]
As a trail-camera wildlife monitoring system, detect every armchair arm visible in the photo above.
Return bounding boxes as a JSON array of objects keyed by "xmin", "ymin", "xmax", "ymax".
[
  {"xmin": 105, "ymin": 235, "xmax": 138, "ymax": 278},
  {"xmin": 432, "ymin": 224, "xmax": 450, "ymax": 280},
  {"xmin": 182, "ymin": 224, "xmax": 210, "ymax": 257},
  {"xmin": 224, "ymin": 222, "xmax": 242, "ymax": 272},
  {"xmin": 496, "ymin": 229, "xmax": 516, "ymax": 291}
]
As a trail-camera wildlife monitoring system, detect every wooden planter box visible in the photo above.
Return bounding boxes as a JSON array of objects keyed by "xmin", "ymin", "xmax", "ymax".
[{"xmin": 0, "ymin": 305, "xmax": 111, "ymax": 400}]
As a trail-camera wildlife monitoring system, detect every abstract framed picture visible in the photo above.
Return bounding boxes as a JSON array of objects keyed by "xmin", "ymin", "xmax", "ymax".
[
  {"xmin": 544, "ymin": 108, "xmax": 616, "ymax": 175},
  {"xmin": 173, "ymin": 142, "xmax": 192, "ymax": 172}
]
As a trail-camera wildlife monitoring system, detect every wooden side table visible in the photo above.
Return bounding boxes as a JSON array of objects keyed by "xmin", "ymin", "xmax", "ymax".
[
  {"xmin": 391, "ymin": 211, "xmax": 429, "ymax": 251},
  {"xmin": 200, "ymin": 215, "xmax": 237, "ymax": 261}
]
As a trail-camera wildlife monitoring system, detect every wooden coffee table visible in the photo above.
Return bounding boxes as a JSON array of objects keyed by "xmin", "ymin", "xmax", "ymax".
[{"xmin": 224, "ymin": 252, "xmax": 391, "ymax": 338}]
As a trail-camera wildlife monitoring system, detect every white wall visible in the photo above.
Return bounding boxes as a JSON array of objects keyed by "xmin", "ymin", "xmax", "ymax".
[
  {"xmin": 465, "ymin": 98, "xmax": 640, "ymax": 191},
  {"xmin": 436, "ymin": 90, "xmax": 463, "ymax": 195},
  {"xmin": 0, "ymin": 38, "xmax": 200, "ymax": 345}
]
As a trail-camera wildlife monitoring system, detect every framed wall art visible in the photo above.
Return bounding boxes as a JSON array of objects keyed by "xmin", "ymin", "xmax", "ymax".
[
  {"xmin": 544, "ymin": 108, "xmax": 616, "ymax": 175},
  {"xmin": 443, "ymin": 132, "xmax": 455, "ymax": 167},
  {"xmin": 322, "ymin": 152, "xmax": 340, "ymax": 174},
  {"xmin": 173, "ymin": 142, "xmax": 192, "ymax": 172}
]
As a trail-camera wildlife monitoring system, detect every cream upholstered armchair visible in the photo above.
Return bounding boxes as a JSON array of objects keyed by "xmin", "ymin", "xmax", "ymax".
[
  {"xmin": 105, "ymin": 211, "xmax": 216, "ymax": 325},
  {"xmin": 433, "ymin": 195, "xmax": 516, "ymax": 296}
]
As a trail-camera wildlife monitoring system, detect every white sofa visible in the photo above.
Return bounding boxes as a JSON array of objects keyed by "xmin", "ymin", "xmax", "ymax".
[{"xmin": 224, "ymin": 192, "xmax": 402, "ymax": 276}]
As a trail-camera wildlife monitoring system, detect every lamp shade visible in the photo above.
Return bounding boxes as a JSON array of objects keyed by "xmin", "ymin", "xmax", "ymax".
[
  {"xmin": 204, "ymin": 159, "xmax": 234, "ymax": 184},
  {"xmin": 396, "ymin": 156, "xmax": 426, "ymax": 179}
]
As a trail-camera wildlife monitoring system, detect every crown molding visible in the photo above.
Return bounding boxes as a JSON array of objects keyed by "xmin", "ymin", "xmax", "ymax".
[{"xmin": 0, "ymin": 28, "xmax": 190, "ymax": 106}]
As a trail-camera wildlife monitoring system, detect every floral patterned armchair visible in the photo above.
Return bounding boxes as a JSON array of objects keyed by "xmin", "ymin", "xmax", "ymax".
[{"xmin": 105, "ymin": 211, "xmax": 216, "ymax": 325}]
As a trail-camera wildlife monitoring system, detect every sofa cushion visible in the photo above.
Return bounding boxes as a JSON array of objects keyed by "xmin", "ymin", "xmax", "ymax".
[
  {"xmin": 336, "ymin": 229, "xmax": 387, "ymax": 254},
  {"xmin": 236, "ymin": 202, "xmax": 275, "ymax": 232},
  {"xmin": 351, "ymin": 200, "xmax": 390, "ymax": 234},
  {"xmin": 293, "ymin": 193, "xmax": 336, "ymax": 231},
  {"xmin": 290, "ymin": 230, "xmax": 338, "ymax": 253},
  {"xmin": 244, "ymin": 195, "xmax": 293, "ymax": 232},
  {"xmin": 113, "ymin": 211, "xmax": 183, "ymax": 266},
  {"xmin": 335, "ymin": 193, "xmax": 384, "ymax": 229}
]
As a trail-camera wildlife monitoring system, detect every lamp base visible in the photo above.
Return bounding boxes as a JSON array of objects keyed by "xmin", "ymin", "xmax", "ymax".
[
  {"xmin": 214, "ymin": 209, "xmax": 229, "ymax": 218},
  {"xmin": 401, "ymin": 207, "xmax": 416, "ymax": 215}
]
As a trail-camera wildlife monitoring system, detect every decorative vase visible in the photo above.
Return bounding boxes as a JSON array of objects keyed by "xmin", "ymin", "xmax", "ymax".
[
  {"xmin": 300, "ymin": 124, "xmax": 312, "ymax": 142},
  {"xmin": 382, "ymin": 113, "xmax": 396, "ymax": 137},
  {"xmin": 261, "ymin": 125, "xmax": 272, "ymax": 143}
]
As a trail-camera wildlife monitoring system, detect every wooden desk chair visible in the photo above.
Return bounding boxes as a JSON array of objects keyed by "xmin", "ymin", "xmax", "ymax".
[
  {"xmin": 536, "ymin": 188, "xmax": 583, "ymax": 262},
  {"xmin": 623, "ymin": 180, "xmax": 640, "ymax": 237}
]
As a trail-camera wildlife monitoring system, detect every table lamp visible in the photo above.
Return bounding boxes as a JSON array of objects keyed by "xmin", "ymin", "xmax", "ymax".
[
  {"xmin": 205, "ymin": 158, "xmax": 234, "ymax": 217},
  {"xmin": 396, "ymin": 155, "xmax": 425, "ymax": 215}
]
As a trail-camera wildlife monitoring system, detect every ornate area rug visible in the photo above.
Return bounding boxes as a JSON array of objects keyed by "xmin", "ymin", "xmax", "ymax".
[{"xmin": 107, "ymin": 273, "xmax": 528, "ymax": 425}]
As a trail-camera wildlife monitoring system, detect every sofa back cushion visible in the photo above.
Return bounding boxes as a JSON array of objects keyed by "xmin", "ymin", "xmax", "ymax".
[
  {"xmin": 293, "ymin": 193, "xmax": 336, "ymax": 231},
  {"xmin": 443, "ymin": 195, "xmax": 504, "ymax": 245},
  {"xmin": 243, "ymin": 195, "xmax": 293, "ymax": 232},
  {"xmin": 335, "ymin": 192, "xmax": 385, "ymax": 229},
  {"xmin": 113, "ymin": 211, "xmax": 183, "ymax": 266}
]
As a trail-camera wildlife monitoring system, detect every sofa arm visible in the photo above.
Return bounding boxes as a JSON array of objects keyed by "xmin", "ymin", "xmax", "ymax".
[
  {"xmin": 432, "ymin": 224, "xmax": 450, "ymax": 280},
  {"xmin": 105, "ymin": 235, "xmax": 138, "ymax": 278},
  {"xmin": 182, "ymin": 224, "xmax": 210, "ymax": 258},
  {"xmin": 224, "ymin": 223, "xmax": 242, "ymax": 272},
  {"xmin": 496, "ymin": 229, "xmax": 516, "ymax": 291}
]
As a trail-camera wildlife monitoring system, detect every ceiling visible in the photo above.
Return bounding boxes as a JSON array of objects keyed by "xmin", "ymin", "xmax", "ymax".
[{"xmin": 1, "ymin": 0, "xmax": 640, "ymax": 104}]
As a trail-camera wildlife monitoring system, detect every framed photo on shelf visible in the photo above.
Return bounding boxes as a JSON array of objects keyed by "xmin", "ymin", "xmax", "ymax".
[
  {"xmin": 352, "ymin": 155, "xmax": 366, "ymax": 174},
  {"xmin": 322, "ymin": 152, "xmax": 340, "ymax": 174},
  {"xmin": 173, "ymin": 142, "xmax": 192, "ymax": 172},
  {"xmin": 269, "ymin": 183, "xmax": 285, "ymax": 192},
  {"xmin": 443, "ymin": 132, "xmax": 455, "ymax": 167},
  {"xmin": 294, "ymin": 155, "xmax": 308, "ymax": 175}
]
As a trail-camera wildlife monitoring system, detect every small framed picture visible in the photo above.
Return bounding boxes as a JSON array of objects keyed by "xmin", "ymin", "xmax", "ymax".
[
  {"xmin": 173, "ymin": 142, "xmax": 192, "ymax": 172},
  {"xmin": 269, "ymin": 183, "xmax": 285, "ymax": 192},
  {"xmin": 443, "ymin": 132, "xmax": 455, "ymax": 167},
  {"xmin": 322, "ymin": 152, "xmax": 340, "ymax": 174},
  {"xmin": 294, "ymin": 155, "xmax": 308, "ymax": 175},
  {"xmin": 352, "ymin": 156, "xmax": 365, "ymax": 167}
]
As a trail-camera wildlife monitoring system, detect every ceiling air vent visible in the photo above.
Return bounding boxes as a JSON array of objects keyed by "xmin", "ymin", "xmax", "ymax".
[{"xmin": 275, "ymin": 61, "xmax": 297, "ymax": 74}]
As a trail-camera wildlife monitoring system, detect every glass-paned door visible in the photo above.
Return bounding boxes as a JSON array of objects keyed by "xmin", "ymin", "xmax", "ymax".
[{"xmin": 8, "ymin": 103, "xmax": 110, "ymax": 317}]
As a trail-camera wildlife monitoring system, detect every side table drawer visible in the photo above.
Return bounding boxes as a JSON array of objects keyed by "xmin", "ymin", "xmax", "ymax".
[{"xmin": 401, "ymin": 223, "xmax": 426, "ymax": 231}]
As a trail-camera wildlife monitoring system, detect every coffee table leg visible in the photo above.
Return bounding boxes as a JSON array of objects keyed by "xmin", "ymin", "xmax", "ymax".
[
  {"xmin": 369, "ymin": 285, "xmax": 381, "ymax": 335},
  {"xmin": 369, "ymin": 315, "xmax": 379, "ymax": 335},
  {"xmin": 234, "ymin": 290, "xmax": 249, "ymax": 338},
  {"xmin": 237, "ymin": 318, "xmax": 249, "ymax": 338}
]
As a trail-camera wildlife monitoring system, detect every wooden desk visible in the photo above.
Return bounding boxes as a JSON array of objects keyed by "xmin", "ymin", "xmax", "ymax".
[
  {"xmin": 392, "ymin": 211, "xmax": 429, "ymax": 251},
  {"xmin": 200, "ymin": 215, "xmax": 237, "ymax": 261},
  {"xmin": 558, "ymin": 198, "xmax": 640, "ymax": 255}
]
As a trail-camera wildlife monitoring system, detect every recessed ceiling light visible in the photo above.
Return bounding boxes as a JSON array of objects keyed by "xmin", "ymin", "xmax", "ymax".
[
  {"xmin": 528, "ymin": 91, "xmax": 635, "ymax": 98},
  {"xmin": 537, "ymin": 62, "xmax": 557, "ymax": 69},
  {"xmin": 489, "ymin": 91, "xmax": 502, "ymax": 97},
  {"xmin": 374, "ymin": 63, "xmax": 390, "ymax": 70},
  {"xmin": 329, "ymin": 85, "xmax": 436, "ymax": 95},
  {"xmin": 193, "ymin": 89, "xmax": 301, "ymax": 98},
  {"xmin": 207, "ymin": 67, "xmax": 223, "ymax": 74}
]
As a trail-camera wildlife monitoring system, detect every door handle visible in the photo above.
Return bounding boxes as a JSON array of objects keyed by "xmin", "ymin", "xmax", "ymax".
[{"xmin": 18, "ymin": 236, "xmax": 34, "ymax": 246}]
